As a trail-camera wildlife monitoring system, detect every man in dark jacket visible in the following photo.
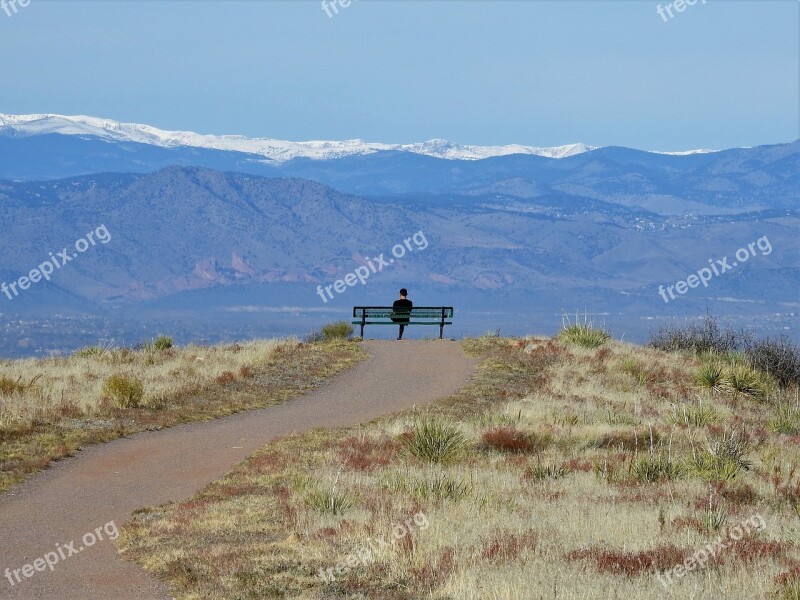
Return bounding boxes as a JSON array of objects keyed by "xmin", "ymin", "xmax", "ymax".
[{"xmin": 391, "ymin": 288, "xmax": 413, "ymax": 340}]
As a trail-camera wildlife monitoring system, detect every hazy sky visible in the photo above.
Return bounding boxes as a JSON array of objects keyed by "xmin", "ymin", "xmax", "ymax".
[{"xmin": 1, "ymin": 0, "xmax": 797, "ymax": 151}]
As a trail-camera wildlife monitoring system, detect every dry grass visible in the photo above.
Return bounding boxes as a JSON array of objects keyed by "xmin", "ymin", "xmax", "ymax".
[
  {"xmin": 118, "ymin": 335, "xmax": 800, "ymax": 599},
  {"xmin": 0, "ymin": 339, "xmax": 365, "ymax": 492}
]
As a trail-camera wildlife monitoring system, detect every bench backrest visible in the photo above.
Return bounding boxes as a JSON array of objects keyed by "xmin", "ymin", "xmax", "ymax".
[{"xmin": 352, "ymin": 306, "xmax": 454, "ymax": 319}]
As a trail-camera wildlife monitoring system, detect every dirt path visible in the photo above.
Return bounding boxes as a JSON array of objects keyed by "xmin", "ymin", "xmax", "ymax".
[{"xmin": 0, "ymin": 340, "xmax": 476, "ymax": 600}]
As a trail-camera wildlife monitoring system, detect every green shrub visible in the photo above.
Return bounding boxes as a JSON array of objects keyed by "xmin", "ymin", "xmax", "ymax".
[
  {"xmin": 307, "ymin": 321, "xmax": 354, "ymax": 343},
  {"xmin": 401, "ymin": 419, "xmax": 468, "ymax": 465},
  {"xmin": 143, "ymin": 335, "xmax": 173, "ymax": 352},
  {"xmin": 559, "ymin": 324, "xmax": 611, "ymax": 349},
  {"xmin": 102, "ymin": 374, "xmax": 145, "ymax": 408},
  {"xmin": 322, "ymin": 321, "xmax": 353, "ymax": 340}
]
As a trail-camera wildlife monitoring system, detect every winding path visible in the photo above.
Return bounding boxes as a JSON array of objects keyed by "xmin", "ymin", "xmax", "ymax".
[{"xmin": 0, "ymin": 340, "xmax": 476, "ymax": 600}]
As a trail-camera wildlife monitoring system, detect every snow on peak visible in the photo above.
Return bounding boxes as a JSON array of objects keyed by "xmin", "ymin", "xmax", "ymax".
[
  {"xmin": 648, "ymin": 148, "xmax": 717, "ymax": 156},
  {"xmin": 0, "ymin": 114, "xmax": 595, "ymax": 162}
]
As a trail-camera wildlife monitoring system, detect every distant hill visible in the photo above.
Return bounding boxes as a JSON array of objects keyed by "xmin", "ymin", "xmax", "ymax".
[
  {"xmin": 0, "ymin": 167, "xmax": 796, "ymax": 319},
  {"xmin": 0, "ymin": 116, "xmax": 797, "ymax": 355},
  {"xmin": 1, "ymin": 114, "xmax": 798, "ymax": 213}
]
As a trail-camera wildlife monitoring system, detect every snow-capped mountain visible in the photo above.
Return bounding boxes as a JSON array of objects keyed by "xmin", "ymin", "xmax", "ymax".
[{"xmin": 0, "ymin": 113, "xmax": 596, "ymax": 162}]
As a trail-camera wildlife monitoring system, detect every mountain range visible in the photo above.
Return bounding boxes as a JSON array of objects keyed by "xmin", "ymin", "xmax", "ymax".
[
  {"xmin": 0, "ymin": 114, "xmax": 597, "ymax": 162},
  {"xmin": 0, "ymin": 114, "xmax": 797, "ymax": 356}
]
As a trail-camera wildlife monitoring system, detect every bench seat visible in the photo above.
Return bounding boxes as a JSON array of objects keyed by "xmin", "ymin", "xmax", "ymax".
[{"xmin": 352, "ymin": 306, "xmax": 454, "ymax": 339}]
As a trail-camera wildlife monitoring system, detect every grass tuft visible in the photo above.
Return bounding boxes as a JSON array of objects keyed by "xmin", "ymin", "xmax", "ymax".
[
  {"xmin": 523, "ymin": 462, "xmax": 571, "ymax": 482},
  {"xmin": 411, "ymin": 472, "xmax": 471, "ymax": 502},
  {"xmin": 669, "ymin": 401, "xmax": 719, "ymax": 427},
  {"xmin": 481, "ymin": 426, "xmax": 551, "ymax": 454},
  {"xmin": 770, "ymin": 402, "xmax": 800, "ymax": 435},
  {"xmin": 632, "ymin": 453, "xmax": 685, "ymax": 483}
]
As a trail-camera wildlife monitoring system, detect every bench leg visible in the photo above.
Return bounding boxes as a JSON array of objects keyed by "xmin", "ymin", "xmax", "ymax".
[
  {"xmin": 360, "ymin": 323, "xmax": 365, "ymax": 338},
  {"xmin": 439, "ymin": 324, "xmax": 444, "ymax": 339}
]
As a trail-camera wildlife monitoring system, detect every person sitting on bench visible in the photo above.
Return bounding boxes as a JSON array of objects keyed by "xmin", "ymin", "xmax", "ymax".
[{"xmin": 391, "ymin": 288, "xmax": 413, "ymax": 340}]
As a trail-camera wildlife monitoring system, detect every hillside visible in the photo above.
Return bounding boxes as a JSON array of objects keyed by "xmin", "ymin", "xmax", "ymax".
[
  {"xmin": 116, "ymin": 325, "xmax": 800, "ymax": 599},
  {"xmin": 0, "ymin": 166, "xmax": 797, "ymax": 356}
]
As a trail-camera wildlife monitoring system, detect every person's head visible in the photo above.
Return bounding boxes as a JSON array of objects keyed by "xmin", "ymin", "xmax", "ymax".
[{"xmin": 399, "ymin": 288, "xmax": 408, "ymax": 298}]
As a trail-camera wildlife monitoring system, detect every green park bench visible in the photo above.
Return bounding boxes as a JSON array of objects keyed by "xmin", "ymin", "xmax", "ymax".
[{"xmin": 352, "ymin": 306, "xmax": 454, "ymax": 339}]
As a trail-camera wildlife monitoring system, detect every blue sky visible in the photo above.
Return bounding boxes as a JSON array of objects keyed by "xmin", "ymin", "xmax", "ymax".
[{"xmin": 1, "ymin": 0, "xmax": 797, "ymax": 151}]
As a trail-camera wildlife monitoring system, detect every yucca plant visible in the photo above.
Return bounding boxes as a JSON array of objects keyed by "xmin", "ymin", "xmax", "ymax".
[
  {"xmin": 141, "ymin": 335, "xmax": 173, "ymax": 352},
  {"xmin": 725, "ymin": 364, "xmax": 773, "ymax": 401},
  {"xmin": 304, "ymin": 468, "xmax": 353, "ymax": 515},
  {"xmin": 305, "ymin": 488, "xmax": 353, "ymax": 515},
  {"xmin": 691, "ymin": 429, "xmax": 751, "ymax": 481},
  {"xmin": 694, "ymin": 362, "xmax": 728, "ymax": 395},
  {"xmin": 559, "ymin": 324, "xmax": 611, "ymax": 349},
  {"xmin": 701, "ymin": 505, "xmax": 728, "ymax": 532},
  {"xmin": 401, "ymin": 419, "xmax": 468, "ymax": 465}
]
